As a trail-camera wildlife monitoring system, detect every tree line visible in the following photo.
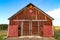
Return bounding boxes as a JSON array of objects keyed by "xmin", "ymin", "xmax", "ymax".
[{"xmin": 0, "ymin": 24, "xmax": 8, "ymax": 30}]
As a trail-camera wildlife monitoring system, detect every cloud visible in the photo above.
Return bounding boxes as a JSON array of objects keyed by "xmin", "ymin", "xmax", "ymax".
[
  {"xmin": 46, "ymin": 8, "xmax": 60, "ymax": 26},
  {"xmin": 46, "ymin": 8, "xmax": 60, "ymax": 19}
]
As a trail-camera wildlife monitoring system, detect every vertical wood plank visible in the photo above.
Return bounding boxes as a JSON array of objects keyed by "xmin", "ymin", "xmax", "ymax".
[
  {"xmin": 45, "ymin": 16, "xmax": 47, "ymax": 20},
  {"xmin": 31, "ymin": 21, "xmax": 32, "ymax": 35},
  {"xmin": 29, "ymin": 5, "xmax": 32, "ymax": 8},
  {"xmin": 36, "ymin": 10, "xmax": 38, "ymax": 20},
  {"xmin": 21, "ymin": 21, "xmax": 23, "ymax": 36},
  {"xmin": 29, "ymin": 21, "xmax": 30, "ymax": 35},
  {"xmin": 38, "ymin": 21, "xmax": 39, "ymax": 35}
]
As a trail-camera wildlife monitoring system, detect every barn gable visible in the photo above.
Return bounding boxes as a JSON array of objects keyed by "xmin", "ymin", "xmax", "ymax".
[{"xmin": 8, "ymin": 3, "xmax": 54, "ymax": 20}]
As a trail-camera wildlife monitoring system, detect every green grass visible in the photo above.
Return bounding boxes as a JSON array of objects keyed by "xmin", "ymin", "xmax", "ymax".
[
  {"xmin": 0, "ymin": 30, "xmax": 7, "ymax": 40},
  {"xmin": 54, "ymin": 29, "xmax": 60, "ymax": 40}
]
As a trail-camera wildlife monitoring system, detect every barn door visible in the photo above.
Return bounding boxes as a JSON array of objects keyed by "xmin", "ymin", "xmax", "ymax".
[
  {"xmin": 43, "ymin": 26, "xmax": 54, "ymax": 37},
  {"xmin": 32, "ymin": 21, "xmax": 38, "ymax": 35},
  {"xmin": 23, "ymin": 21, "xmax": 29, "ymax": 35}
]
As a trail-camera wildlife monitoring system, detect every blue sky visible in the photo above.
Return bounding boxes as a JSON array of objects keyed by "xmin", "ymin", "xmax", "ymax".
[{"xmin": 0, "ymin": 0, "xmax": 60, "ymax": 26}]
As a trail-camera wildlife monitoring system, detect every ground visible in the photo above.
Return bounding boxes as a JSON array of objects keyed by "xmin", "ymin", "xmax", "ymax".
[
  {"xmin": 6, "ymin": 36, "xmax": 56, "ymax": 40},
  {"xmin": 54, "ymin": 26, "xmax": 60, "ymax": 40}
]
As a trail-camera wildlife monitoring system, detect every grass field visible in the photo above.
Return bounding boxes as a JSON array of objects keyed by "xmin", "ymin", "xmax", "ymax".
[
  {"xmin": 0, "ymin": 30, "xmax": 7, "ymax": 40},
  {"xmin": 0, "ymin": 26, "xmax": 60, "ymax": 40},
  {"xmin": 54, "ymin": 30, "xmax": 60, "ymax": 40},
  {"xmin": 54, "ymin": 26, "xmax": 60, "ymax": 40}
]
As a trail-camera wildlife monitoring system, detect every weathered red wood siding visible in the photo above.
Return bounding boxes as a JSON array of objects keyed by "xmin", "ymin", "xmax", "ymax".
[
  {"xmin": 8, "ymin": 25, "xmax": 18, "ymax": 37},
  {"xmin": 43, "ymin": 26, "xmax": 54, "ymax": 37},
  {"xmin": 9, "ymin": 5, "xmax": 52, "ymax": 26},
  {"xmin": 23, "ymin": 21, "xmax": 29, "ymax": 35},
  {"xmin": 8, "ymin": 4, "xmax": 53, "ymax": 37}
]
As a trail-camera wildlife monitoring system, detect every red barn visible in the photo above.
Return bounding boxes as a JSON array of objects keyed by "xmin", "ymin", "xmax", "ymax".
[{"xmin": 8, "ymin": 3, "xmax": 54, "ymax": 37}]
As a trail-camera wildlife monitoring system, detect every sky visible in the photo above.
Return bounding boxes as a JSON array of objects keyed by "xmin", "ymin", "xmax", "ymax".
[{"xmin": 0, "ymin": 0, "xmax": 60, "ymax": 26}]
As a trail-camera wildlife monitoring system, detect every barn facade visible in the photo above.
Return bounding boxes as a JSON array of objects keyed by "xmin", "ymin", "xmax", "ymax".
[{"xmin": 8, "ymin": 3, "xmax": 54, "ymax": 37}]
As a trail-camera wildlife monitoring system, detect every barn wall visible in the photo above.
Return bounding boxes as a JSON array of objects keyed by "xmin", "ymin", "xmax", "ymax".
[
  {"xmin": 9, "ymin": 4, "xmax": 53, "ymax": 37},
  {"xmin": 43, "ymin": 26, "xmax": 54, "ymax": 37},
  {"xmin": 8, "ymin": 25, "xmax": 18, "ymax": 37}
]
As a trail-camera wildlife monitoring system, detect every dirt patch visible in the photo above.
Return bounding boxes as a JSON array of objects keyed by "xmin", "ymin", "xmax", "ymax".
[{"xmin": 6, "ymin": 36, "xmax": 56, "ymax": 40}]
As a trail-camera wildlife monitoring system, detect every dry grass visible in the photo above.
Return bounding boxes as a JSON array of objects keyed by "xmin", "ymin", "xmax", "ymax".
[
  {"xmin": 0, "ymin": 30, "xmax": 7, "ymax": 40},
  {"xmin": 54, "ymin": 26, "xmax": 60, "ymax": 30}
]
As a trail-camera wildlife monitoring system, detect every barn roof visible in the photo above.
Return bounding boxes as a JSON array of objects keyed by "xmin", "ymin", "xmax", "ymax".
[{"xmin": 8, "ymin": 3, "xmax": 54, "ymax": 20}]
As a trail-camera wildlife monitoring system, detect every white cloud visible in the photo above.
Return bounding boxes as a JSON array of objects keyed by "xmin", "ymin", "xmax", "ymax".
[
  {"xmin": 47, "ymin": 8, "xmax": 60, "ymax": 19},
  {"xmin": 46, "ymin": 8, "xmax": 60, "ymax": 26}
]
